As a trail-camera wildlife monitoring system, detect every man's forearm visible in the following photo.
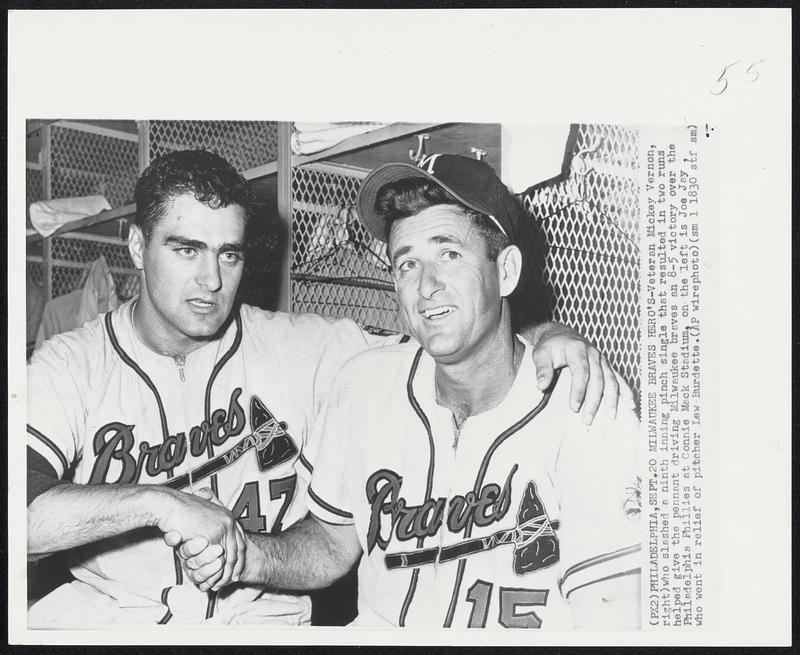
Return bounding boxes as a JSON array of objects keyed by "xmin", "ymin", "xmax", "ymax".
[
  {"xmin": 27, "ymin": 483, "xmax": 167, "ymax": 558},
  {"xmin": 239, "ymin": 515, "xmax": 361, "ymax": 591}
]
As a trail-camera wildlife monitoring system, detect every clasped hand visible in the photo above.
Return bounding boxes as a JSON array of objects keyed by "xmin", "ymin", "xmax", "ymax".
[{"xmin": 160, "ymin": 487, "xmax": 244, "ymax": 592}]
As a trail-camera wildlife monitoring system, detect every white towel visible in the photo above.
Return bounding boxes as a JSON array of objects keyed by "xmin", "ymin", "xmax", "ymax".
[
  {"xmin": 293, "ymin": 121, "xmax": 387, "ymax": 134},
  {"xmin": 291, "ymin": 122, "xmax": 388, "ymax": 155},
  {"xmin": 29, "ymin": 195, "xmax": 111, "ymax": 237},
  {"xmin": 500, "ymin": 125, "xmax": 572, "ymax": 193}
]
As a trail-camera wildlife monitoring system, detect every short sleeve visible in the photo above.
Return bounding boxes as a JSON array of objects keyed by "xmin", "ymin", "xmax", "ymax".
[
  {"xmin": 304, "ymin": 368, "xmax": 356, "ymax": 526},
  {"xmin": 26, "ymin": 339, "xmax": 85, "ymax": 482},
  {"xmin": 27, "ymin": 447, "xmax": 68, "ymax": 505},
  {"xmin": 290, "ymin": 318, "xmax": 365, "ymax": 479},
  {"xmin": 555, "ymin": 399, "xmax": 642, "ymax": 600},
  {"xmin": 305, "ymin": 319, "xmax": 409, "ymax": 425},
  {"xmin": 308, "ymin": 318, "xmax": 371, "ymax": 417}
]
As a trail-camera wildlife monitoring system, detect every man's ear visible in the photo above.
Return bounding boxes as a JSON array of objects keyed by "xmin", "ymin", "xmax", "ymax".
[
  {"xmin": 128, "ymin": 224, "xmax": 146, "ymax": 270},
  {"xmin": 496, "ymin": 244, "xmax": 522, "ymax": 298}
]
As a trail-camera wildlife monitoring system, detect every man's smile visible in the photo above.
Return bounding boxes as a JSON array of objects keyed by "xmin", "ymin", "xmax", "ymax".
[{"xmin": 420, "ymin": 305, "xmax": 456, "ymax": 320}]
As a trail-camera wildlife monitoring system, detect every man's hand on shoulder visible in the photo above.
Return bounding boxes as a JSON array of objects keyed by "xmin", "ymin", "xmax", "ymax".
[{"xmin": 528, "ymin": 321, "xmax": 632, "ymax": 425}]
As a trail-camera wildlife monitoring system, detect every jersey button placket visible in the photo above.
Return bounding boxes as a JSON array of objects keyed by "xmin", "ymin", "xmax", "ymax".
[
  {"xmin": 436, "ymin": 412, "xmax": 463, "ymax": 575},
  {"xmin": 175, "ymin": 355, "xmax": 195, "ymax": 493}
]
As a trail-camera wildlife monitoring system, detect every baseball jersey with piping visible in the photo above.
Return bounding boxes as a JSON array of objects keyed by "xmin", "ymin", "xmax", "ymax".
[
  {"xmin": 306, "ymin": 338, "xmax": 642, "ymax": 629},
  {"xmin": 27, "ymin": 298, "xmax": 377, "ymax": 625}
]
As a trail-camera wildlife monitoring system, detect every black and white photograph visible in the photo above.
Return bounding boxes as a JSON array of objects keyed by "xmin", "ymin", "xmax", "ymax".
[{"xmin": 7, "ymin": 8, "xmax": 791, "ymax": 648}]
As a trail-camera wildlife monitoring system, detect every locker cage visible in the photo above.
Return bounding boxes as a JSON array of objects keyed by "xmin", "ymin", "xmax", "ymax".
[
  {"xmin": 287, "ymin": 124, "xmax": 641, "ymax": 394},
  {"xmin": 25, "ymin": 120, "xmax": 640, "ymax": 395},
  {"xmin": 290, "ymin": 162, "xmax": 401, "ymax": 333},
  {"xmin": 523, "ymin": 124, "xmax": 641, "ymax": 397},
  {"xmin": 145, "ymin": 120, "xmax": 278, "ymax": 173},
  {"xmin": 24, "ymin": 120, "xmax": 641, "ymax": 622}
]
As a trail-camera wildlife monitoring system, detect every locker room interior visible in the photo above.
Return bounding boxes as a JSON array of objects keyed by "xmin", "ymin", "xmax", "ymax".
[{"xmin": 25, "ymin": 120, "xmax": 642, "ymax": 625}]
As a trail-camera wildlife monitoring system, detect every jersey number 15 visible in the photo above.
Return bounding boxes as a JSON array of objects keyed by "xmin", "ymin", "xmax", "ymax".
[{"xmin": 467, "ymin": 579, "xmax": 549, "ymax": 629}]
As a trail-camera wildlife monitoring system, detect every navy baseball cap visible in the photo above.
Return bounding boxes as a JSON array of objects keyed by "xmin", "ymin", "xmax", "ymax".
[{"xmin": 356, "ymin": 153, "xmax": 523, "ymax": 243}]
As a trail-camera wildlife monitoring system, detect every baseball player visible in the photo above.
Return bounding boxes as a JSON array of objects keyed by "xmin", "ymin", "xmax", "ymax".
[
  {"xmin": 26, "ymin": 150, "xmax": 622, "ymax": 627},
  {"xmin": 177, "ymin": 154, "xmax": 641, "ymax": 629}
]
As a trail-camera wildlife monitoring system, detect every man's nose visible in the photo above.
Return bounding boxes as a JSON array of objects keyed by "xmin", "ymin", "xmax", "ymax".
[
  {"xmin": 417, "ymin": 262, "xmax": 444, "ymax": 299},
  {"xmin": 196, "ymin": 255, "xmax": 223, "ymax": 292}
]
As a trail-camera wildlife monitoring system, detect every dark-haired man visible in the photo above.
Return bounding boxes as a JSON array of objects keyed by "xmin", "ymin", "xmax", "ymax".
[
  {"xmin": 27, "ymin": 149, "xmax": 623, "ymax": 627},
  {"xmin": 176, "ymin": 154, "xmax": 641, "ymax": 630}
]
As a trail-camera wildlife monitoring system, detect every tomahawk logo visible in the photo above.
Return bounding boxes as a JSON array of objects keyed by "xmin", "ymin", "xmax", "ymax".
[{"xmin": 161, "ymin": 395, "xmax": 298, "ymax": 490}]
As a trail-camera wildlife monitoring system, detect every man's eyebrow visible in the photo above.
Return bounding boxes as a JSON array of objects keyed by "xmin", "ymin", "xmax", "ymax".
[
  {"xmin": 218, "ymin": 242, "xmax": 245, "ymax": 253},
  {"xmin": 163, "ymin": 236, "xmax": 207, "ymax": 249},
  {"xmin": 390, "ymin": 244, "xmax": 412, "ymax": 265},
  {"xmin": 390, "ymin": 233, "xmax": 465, "ymax": 266},
  {"xmin": 163, "ymin": 236, "xmax": 245, "ymax": 252},
  {"xmin": 430, "ymin": 233, "xmax": 465, "ymax": 246}
]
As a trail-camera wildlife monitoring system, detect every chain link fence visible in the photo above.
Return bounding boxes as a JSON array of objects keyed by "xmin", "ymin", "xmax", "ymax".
[
  {"xmin": 25, "ymin": 121, "xmax": 640, "ymax": 395},
  {"xmin": 290, "ymin": 162, "xmax": 403, "ymax": 333},
  {"xmin": 26, "ymin": 164, "xmax": 43, "ymax": 228},
  {"xmin": 50, "ymin": 124, "xmax": 139, "ymax": 208},
  {"xmin": 43, "ymin": 233, "xmax": 140, "ymax": 301},
  {"xmin": 27, "ymin": 123, "xmax": 140, "ymax": 301},
  {"xmin": 146, "ymin": 121, "xmax": 278, "ymax": 172},
  {"xmin": 521, "ymin": 123, "xmax": 641, "ymax": 396},
  {"xmin": 288, "ymin": 125, "xmax": 641, "ymax": 395}
]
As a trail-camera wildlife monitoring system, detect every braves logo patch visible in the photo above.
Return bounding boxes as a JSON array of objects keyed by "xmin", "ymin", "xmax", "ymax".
[
  {"xmin": 381, "ymin": 476, "xmax": 559, "ymax": 575},
  {"xmin": 513, "ymin": 481, "xmax": 560, "ymax": 574},
  {"xmin": 247, "ymin": 395, "xmax": 298, "ymax": 471},
  {"xmin": 159, "ymin": 394, "xmax": 298, "ymax": 490}
]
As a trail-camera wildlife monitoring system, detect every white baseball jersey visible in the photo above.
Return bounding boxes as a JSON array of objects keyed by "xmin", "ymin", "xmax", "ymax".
[
  {"xmin": 27, "ymin": 298, "xmax": 379, "ymax": 627},
  {"xmin": 306, "ymin": 338, "xmax": 642, "ymax": 629}
]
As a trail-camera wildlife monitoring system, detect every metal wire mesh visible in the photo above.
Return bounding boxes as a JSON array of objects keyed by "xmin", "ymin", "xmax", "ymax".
[
  {"xmin": 26, "ymin": 124, "xmax": 140, "ymax": 307},
  {"xmin": 50, "ymin": 124, "xmax": 138, "ymax": 207},
  {"xmin": 26, "ymin": 165, "xmax": 43, "ymax": 226},
  {"xmin": 28, "ymin": 234, "xmax": 140, "ymax": 301},
  {"xmin": 290, "ymin": 163, "xmax": 403, "ymax": 332},
  {"xmin": 147, "ymin": 121, "xmax": 278, "ymax": 171},
  {"xmin": 27, "ymin": 158, "xmax": 45, "ymax": 341},
  {"xmin": 29, "ymin": 121, "xmax": 640, "ymax": 399},
  {"xmin": 522, "ymin": 124, "xmax": 641, "ymax": 396},
  {"xmin": 238, "ymin": 218, "xmax": 284, "ymax": 310},
  {"xmin": 289, "ymin": 126, "xmax": 641, "ymax": 379},
  {"xmin": 27, "ymin": 258, "xmax": 44, "ymax": 287}
]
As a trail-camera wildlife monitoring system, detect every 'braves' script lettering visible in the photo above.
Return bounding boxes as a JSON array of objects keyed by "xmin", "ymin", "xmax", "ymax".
[
  {"xmin": 89, "ymin": 388, "xmax": 246, "ymax": 484},
  {"xmin": 365, "ymin": 465, "xmax": 517, "ymax": 554}
]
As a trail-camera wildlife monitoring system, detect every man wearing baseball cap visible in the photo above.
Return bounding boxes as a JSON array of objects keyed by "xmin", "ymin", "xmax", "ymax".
[{"xmin": 175, "ymin": 154, "xmax": 642, "ymax": 630}]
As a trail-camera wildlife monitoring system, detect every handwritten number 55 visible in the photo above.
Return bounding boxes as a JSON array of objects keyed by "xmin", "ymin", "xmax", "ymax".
[{"xmin": 710, "ymin": 59, "xmax": 764, "ymax": 95}]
